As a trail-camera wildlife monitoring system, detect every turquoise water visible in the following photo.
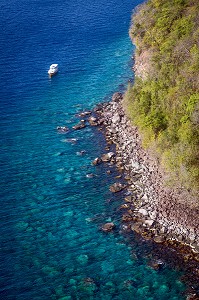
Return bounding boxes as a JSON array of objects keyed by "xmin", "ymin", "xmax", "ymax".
[{"xmin": 0, "ymin": 0, "xmax": 189, "ymax": 298}]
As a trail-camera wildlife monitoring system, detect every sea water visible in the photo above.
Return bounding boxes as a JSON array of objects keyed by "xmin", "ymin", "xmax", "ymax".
[{"xmin": 0, "ymin": 0, "xmax": 188, "ymax": 299}]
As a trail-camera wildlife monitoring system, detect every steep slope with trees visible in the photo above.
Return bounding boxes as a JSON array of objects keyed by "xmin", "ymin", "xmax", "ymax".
[{"xmin": 125, "ymin": 0, "xmax": 199, "ymax": 193}]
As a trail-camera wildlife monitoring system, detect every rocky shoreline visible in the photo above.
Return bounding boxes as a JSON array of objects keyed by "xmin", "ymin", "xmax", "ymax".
[{"xmin": 90, "ymin": 92, "xmax": 199, "ymax": 257}]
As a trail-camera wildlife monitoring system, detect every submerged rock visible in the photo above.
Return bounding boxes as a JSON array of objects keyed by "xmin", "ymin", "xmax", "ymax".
[
  {"xmin": 59, "ymin": 296, "xmax": 72, "ymax": 300},
  {"xmin": 76, "ymin": 150, "xmax": 86, "ymax": 156},
  {"xmin": 79, "ymin": 277, "xmax": 97, "ymax": 293},
  {"xmin": 72, "ymin": 120, "xmax": 86, "ymax": 130},
  {"xmin": 101, "ymin": 222, "xmax": 115, "ymax": 232},
  {"xmin": 78, "ymin": 111, "xmax": 91, "ymax": 117},
  {"xmin": 86, "ymin": 173, "xmax": 95, "ymax": 178},
  {"xmin": 92, "ymin": 157, "xmax": 102, "ymax": 165},
  {"xmin": 62, "ymin": 138, "xmax": 77, "ymax": 144},
  {"xmin": 148, "ymin": 259, "xmax": 165, "ymax": 270},
  {"xmin": 101, "ymin": 261, "xmax": 115, "ymax": 273},
  {"xmin": 57, "ymin": 126, "xmax": 69, "ymax": 133},
  {"xmin": 77, "ymin": 254, "xmax": 89, "ymax": 265},
  {"xmin": 88, "ymin": 116, "xmax": 99, "ymax": 126}
]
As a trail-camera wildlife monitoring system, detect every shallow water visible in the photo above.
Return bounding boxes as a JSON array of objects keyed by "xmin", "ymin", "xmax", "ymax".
[{"xmin": 0, "ymin": 0, "xmax": 188, "ymax": 299}]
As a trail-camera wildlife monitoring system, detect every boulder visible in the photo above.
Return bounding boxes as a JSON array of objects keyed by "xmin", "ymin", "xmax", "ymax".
[
  {"xmin": 78, "ymin": 111, "xmax": 91, "ymax": 117},
  {"xmin": 76, "ymin": 150, "xmax": 86, "ymax": 156},
  {"xmin": 109, "ymin": 182, "xmax": 126, "ymax": 193},
  {"xmin": 131, "ymin": 223, "xmax": 142, "ymax": 234},
  {"xmin": 77, "ymin": 254, "xmax": 89, "ymax": 265},
  {"xmin": 144, "ymin": 219, "xmax": 154, "ymax": 227},
  {"xmin": 186, "ymin": 294, "xmax": 199, "ymax": 300},
  {"xmin": 124, "ymin": 196, "xmax": 133, "ymax": 203},
  {"xmin": 57, "ymin": 126, "xmax": 69, "ymax": 133},
  {"xmin": 88, "ymin": 116, "xmax": 98, "ymax": 126},
  {"xmin": 138, "ymin": 208, "xmax": 148, "ymax": 216},
  {"xmin": 101, "ymin": 222, "xmax": 115, "ymax": 232},
  {"xmin": 63, "ymin": 138, "xmax": 77, "ymax": 144},
  {"xmin": 119, "ymin": 204, "xmax": 131, "ymax": 210},
  {"xmin": 72, "ymin": 120, "xmax": 86, "ymax": 130},
  {"xmin": 92, "ymin": 157, "xmax": 102, "ymax": 166},
  {"xmin": 153, "ymin": 235, "xmax": 165, "ymax": 243},
  {"xmin": 86, "ymin": 173, "xmax": 95, "ymax": 178},
  {"xmin": 112, "ymin": 113, "xmax": 120, "ymax": 124},
  {"xmin": 131, "ymin": 161, "xmax": 140, "ymax": 169},
  {"xmin": 148, "ymin": 259, "xmax": 165, "ymax": 270},
  {"xmin": 122, "ymin": 214, "xmax": 133, "ymax": 222},
  {"xmin": 101, "ymin": 152, "xmax": 115, "ymax": 162}
]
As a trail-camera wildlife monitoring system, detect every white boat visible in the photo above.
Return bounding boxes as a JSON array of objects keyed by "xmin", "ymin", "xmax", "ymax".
[{"xmin": 48, "ymin": 64, "xmax": 58, "ymax": 76}]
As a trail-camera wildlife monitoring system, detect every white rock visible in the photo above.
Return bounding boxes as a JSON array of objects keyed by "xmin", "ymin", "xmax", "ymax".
[
  {"xmin": 131, "ymin": 160, "xmax": 140, "ymax": 169},
  {"xmin": 145, "ymin": 219, "xmax": 154, "ymax": 227},
  {"xmin": 138, "ymin": 208, "xmax": 148, "ymax": 216}
]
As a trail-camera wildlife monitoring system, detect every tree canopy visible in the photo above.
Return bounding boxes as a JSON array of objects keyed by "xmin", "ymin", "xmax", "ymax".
[{"xmin": 125, "ymin": 0, "xmax": 199, "ymax": 190}]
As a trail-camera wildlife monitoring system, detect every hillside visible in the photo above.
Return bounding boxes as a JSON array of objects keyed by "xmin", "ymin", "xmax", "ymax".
[{"xmin": 125, "ymin": 0, "xmax": 199, "ymax": 192}]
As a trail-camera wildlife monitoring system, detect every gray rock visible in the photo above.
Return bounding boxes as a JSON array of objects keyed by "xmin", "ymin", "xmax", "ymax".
[
  {"xmin": 188, "ymin": 231, "xmax": 196, "ymax": 242},
  {"xmin": 112, "ymin": 113, "xmax": 120, "ymax": 124}
]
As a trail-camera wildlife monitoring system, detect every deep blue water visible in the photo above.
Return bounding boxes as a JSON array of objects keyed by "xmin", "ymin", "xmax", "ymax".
[{"xmin": 0, "ymin": 0, "xmax": 188, "ymax": 299}]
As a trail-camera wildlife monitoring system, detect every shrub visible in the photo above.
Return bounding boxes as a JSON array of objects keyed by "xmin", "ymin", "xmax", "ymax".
[{"xmin": 127, "ymin": 0, "xmax": 199, "ymax": 190}]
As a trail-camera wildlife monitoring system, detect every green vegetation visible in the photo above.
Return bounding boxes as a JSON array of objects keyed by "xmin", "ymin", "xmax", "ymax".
[{"xmin": 126, "ymin": 0, "xmax": 199, "ymax": 190}]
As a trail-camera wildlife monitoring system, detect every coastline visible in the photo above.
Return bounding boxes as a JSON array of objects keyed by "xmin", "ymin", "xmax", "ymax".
[
  {"xmin": 78, "ymin": 91, "xmax": 199, "ymax": 296},
  {"xmin": 93, "ymin": 93, "xmax": 199, "ymax": 256}
]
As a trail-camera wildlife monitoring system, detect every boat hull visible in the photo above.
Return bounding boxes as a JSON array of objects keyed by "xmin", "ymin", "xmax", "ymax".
[
  {"xmin": 48, "ymin": 70, "xmax": 58, "ymax": 77},
  {"xmin": 48, "ymin": 64, "xmax": 58, "ymax": 77}
]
